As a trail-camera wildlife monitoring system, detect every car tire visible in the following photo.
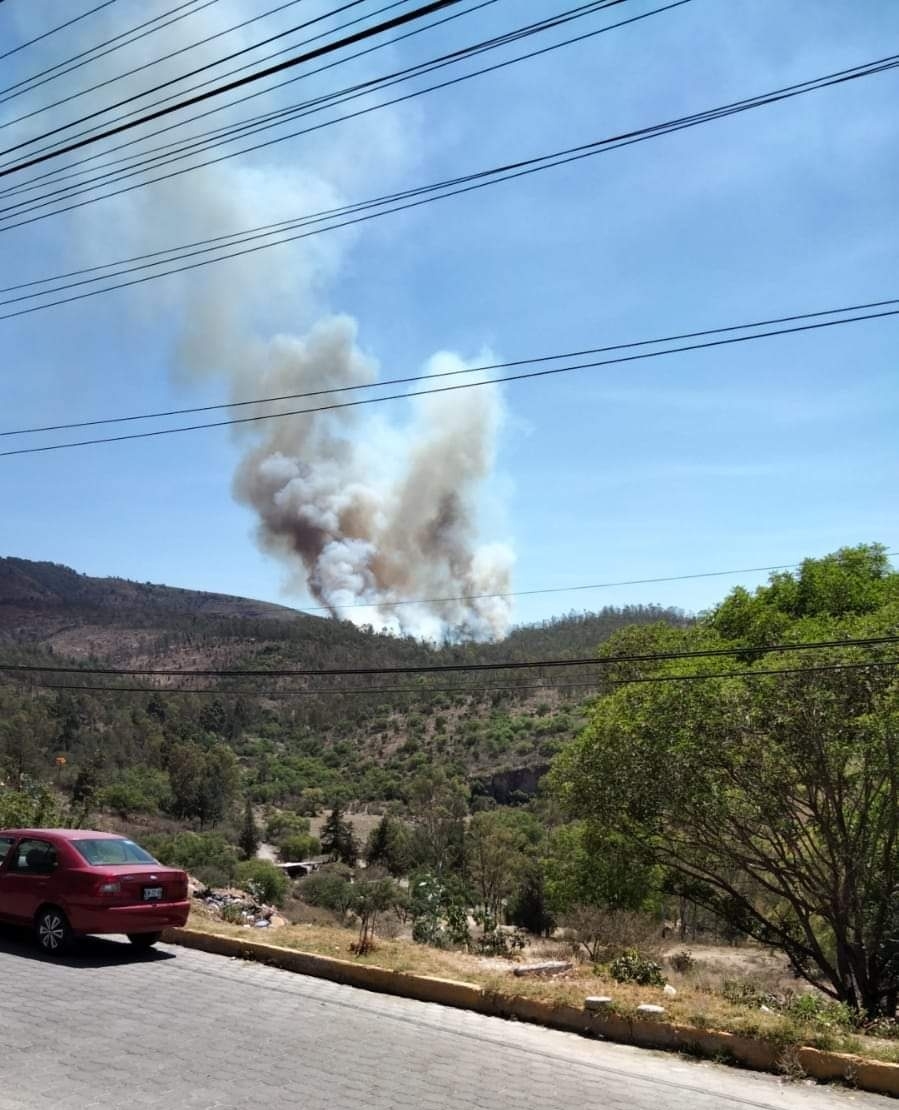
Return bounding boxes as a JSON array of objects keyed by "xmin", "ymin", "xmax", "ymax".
[
  {"xmin": 34, "ymin": 907, "xmax": 71, "ymax": 956},
  {"xmin": 128, "ymin": 932, "xmax": 162, "ymax": 950}
]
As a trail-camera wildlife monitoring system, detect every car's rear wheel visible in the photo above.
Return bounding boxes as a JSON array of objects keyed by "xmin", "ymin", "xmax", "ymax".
[
  {"xmin": 34, "ymin": 907, "xmax": 71, "ymax": 956},
  {"xmin": 128, "ymin": 931, "xmax": 162, "ymax": 950}
]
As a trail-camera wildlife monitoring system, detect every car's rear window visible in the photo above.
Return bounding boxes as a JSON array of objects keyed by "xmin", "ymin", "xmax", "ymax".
[{"xmin": 72, "ymin": 838, "xmax": 158, "ymax": 865}]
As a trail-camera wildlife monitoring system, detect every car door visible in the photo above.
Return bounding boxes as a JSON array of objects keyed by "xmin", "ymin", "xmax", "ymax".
[
  {"xmin": 0, "ymin": 836, "xmax": 16, "ymax": 923},
  {"xmin": 0, "ymin": 838, "xmax": 59, "ymax": 923}
]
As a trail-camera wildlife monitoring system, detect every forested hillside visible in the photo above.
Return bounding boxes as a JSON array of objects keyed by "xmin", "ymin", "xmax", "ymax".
[{"xmin": 0, "ymin": 556, "xmax": 686, "ymax": 806}]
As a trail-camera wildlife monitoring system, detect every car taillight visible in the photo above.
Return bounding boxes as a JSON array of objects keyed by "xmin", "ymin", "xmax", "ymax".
[{"xmin": 97, "ymin": 881, "xmax": 122, "ymax": 895}]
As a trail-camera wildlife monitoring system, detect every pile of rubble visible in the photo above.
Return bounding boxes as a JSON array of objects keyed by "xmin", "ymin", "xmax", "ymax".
[{"xmin": 188, "ymin": 877, "xmax": 287, "ymax": 929}]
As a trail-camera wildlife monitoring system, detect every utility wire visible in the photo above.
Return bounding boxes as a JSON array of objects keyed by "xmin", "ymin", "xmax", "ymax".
[
  {"xmin": 0, "ymin": 0, "xmax": 308, "ymax": 125},
  {"xmin": 11, "ymin": 659, "xmax": 899, "ymax": 698},
  {"xmin": 0, "ymin": 0, "xmax": 497, "ymax": 207},
  {"xmin": 0, "ymin": 0, "xmax": 468, "ymax": 177},
  {"xmin": 0, "ymin": 0, "xmax": 416, "ymax": 174},
  {"xmin": 293, "ymin": 550, "xmax": 899, "ymax": 612},
  {"xmin": 2, "ymin": 302, "xmax": 897, "ymax": 457},
  {"xmin": 0, "ymin": 0, "xmax": 622, "ymax": 217},
  {"xmin": 0, "ymin": 1, "xmax": 223, "ymax": 104},
  {"xmin": 4, "ymin": 634, "xmax": 898, "ymax": 677},
  {"xmin": 1, "ymin": 296, "xmax": 895, "ymax": 438},
  {"xmin": 0, "ymin": 1, "xmax": 118, "ymax": 64},
  {"xmin": 0, "ymin": 45, "xmax": 894, "ymax": 257}
]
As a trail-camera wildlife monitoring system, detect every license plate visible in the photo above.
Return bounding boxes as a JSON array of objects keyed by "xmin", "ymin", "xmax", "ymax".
[{"xmin": 143, "ymin": 886, "xmax": 163, "ymax": 901}]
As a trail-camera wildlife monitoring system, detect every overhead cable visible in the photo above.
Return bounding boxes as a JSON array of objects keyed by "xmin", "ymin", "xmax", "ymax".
[
  {"xmin": 0, "ymin": 0, "xmax": 629, "ymax": 215},
  {"xmin": 0, "ymin": 1, "xmax": 118, "ymax": 65},
  {"xmin": 1, "ymin": 301, "xmax": 897, "ymax": 457},
  {"xmin": 1, "ymin": 295, "xmax": 896, "ymax": 438},
  {"xmin": 3, "ymin": 633, "xmax": 898, "ymax": 677},
  {"xmin": 0, "ymin": 1, "xmax": 223, "ymax": 104},
  {"xmin": 0, "ymin": 0, "xmax": 308, "ymax": 124},
  {"xmin": 0, "ymin": 0, "xmax": 469, "ymax": 177},
  {"xmin": 11, "ymin": 659, "xmax": 899, "ymax": 698}
]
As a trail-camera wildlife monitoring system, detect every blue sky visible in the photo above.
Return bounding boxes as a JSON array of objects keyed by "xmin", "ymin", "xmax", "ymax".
[{"xmin": 1, "ymin": 0, "xmax": 896, "ymax": 634}]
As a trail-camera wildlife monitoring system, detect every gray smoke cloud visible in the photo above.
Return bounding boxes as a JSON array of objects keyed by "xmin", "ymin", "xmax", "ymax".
[
  {"xmin": 39, "ymin": 0, "xmax": 514, "ymax": 640},
  {"xmin": 228, "ymin": 317, "xmax": 513, "ymax": 640}
]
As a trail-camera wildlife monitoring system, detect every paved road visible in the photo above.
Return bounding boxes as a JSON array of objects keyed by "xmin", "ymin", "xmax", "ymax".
[{"xmin": 0, "ymin": 930, "xmax": 888, "ymax": 1109}]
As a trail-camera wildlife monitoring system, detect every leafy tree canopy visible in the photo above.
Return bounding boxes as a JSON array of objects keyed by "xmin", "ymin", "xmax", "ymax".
[{"xmin": 551, "ymin": 545, "xmax": 899, "ymax": 1016}]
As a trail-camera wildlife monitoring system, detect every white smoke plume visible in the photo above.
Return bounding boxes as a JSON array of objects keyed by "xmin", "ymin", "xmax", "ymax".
[
  {"xmin": 228, "ymin": 319, "xmax": 513, "ymax": 639},
  {"xmin": 32, "ymin": 0, "xmax": 515, "ymax": 640}
]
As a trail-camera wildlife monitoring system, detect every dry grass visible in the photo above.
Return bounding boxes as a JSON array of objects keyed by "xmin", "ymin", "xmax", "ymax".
[{"xmin": 185, "ymin": 906, "xmax": 899, "ymax": 1065}]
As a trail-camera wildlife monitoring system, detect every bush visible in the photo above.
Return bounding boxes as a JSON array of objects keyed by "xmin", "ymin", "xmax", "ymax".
[
  {"xmin": 668, "ymin": 950, "xmax": 696, "ymax": 974},
  {"xmin": 234, "ymin": 859, "xmax": 288, "ymax": 906},
  {"xmin": 561, "ymin": 907, "xmax": 661, "ymax": 964},
  {"xmin": 265, "ymin": 810, "xmax": 311, "ymax": 842},
  {"xmin": 476, "ymin": 929, "xmax": 526, "ymax": 957},
  {"xmin": 277, "ymin": 833, "xmax": 320, "ymax": 861},
  {"xmin": 721, "ymin": 979, "xmax": 779, "ymax": 1009},
  {"xmin": 97, "ymin": 768, "xmax": 172, "ymax": 817},
  {"xmin": 784, "ymin": 993, "xmax": 856, "ymax": 1031},
  {"xmin": 409, "ymin": 871, "xmax": 470, "ymax": 949},
  {"xmin": 144, "ymin": 831, "xmax": 237, "ymax": 885},
  {"xmin": 298, "ymin": 871, "xmax": 353, "ymax": 914},
  {"xmin": 609, "ymin": 949, "xmax": 666, "ymax": 987}
]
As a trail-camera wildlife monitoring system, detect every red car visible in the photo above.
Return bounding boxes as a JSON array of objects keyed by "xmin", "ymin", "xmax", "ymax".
[{"xmin": 0, "ymin": 828, "xmax": 190, "ymax": 954}]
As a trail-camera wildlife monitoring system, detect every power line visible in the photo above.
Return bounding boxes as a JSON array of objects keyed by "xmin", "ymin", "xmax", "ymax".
[
  {"xmin": 4, "ymin": 634, "xmax": 898, "ymax": 678},
  {"xmin": 0, "ymin": 1, "xmax": 223, "ymax": 103},
  {"xmin": 0, "ymin": 0, "xmax": 499, "ymax": 209},
  {"xmin": 11, "ymin": 659, "xmax": 899, "ymax": 698},
  {"xmin": 0, "ymin": 0, "xmax": 308, "ymax": 126},
  {"xmin": 0, "ymin": 0, "xmax": 639, "ymax": 219},
  {"xmin": 0, "ymin": 0, "xmax": 416, "ymax": 175},
  {"xmin": 0, "ymin": 0, "xmax": 623, "ymax": 218},
  {"xmin": 0, "ymin": 1, "xmax": 118, "ymax": 64},
  {"xmin": 0, "ymin": 45, "xmax": 894, "ymax": 258},
  {"xmin": 0, "ymin": 0, "xmax": 468, "ymax": 177},
  {"xmin": 292, "ymin": 550, "xmax": 899, "ymax": 612},
  {"xmin": 1, "ymin": 296, "xmax": 895, "ymax": 438},
  {"xmin": 2, "ymin": 301, "xmax": 897, "ymax": 457}
]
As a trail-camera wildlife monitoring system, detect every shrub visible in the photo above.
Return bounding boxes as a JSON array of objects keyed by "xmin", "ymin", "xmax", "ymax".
[
  {"xmin": 409, "ymin": 871, "xmax": 470, "ymax": 949},
  {"xmin": 144, "ymin": 831, "xmax": 237, "ymax": 885},
  {"xmin": 234, "ymin": 859, "xmax": 288, "ymax": 906},
  {"xmin": 265, "ymin": 810, "xmax": 311, "ymax": 842},
  {"xmin": 668, "ymin": 950, "xmax": 696, "ymax": 974},
  {"xmin": 561, "ymin": 907, "xmax": 661, "ymax": 964},
  {"xmin": 609, "ymin": 949, "xmax": 666, "ymax": 987},
  {"xmin": 784, "ymin": 993, "xmax": 856, "ymax": 1031},
  {"xmin": 299, "ymin": 871, "xmax": 353, "ymax": 914},
  {"xmin": 97, "ymin": 768, "xmax": 171, "ymax": 817},
  {"xmin": 278, "ymin": 833, "xmax": 320, "ymax": 861},
  {"xmin": 721, "ymin": 979, "xmax": 779, "ymax": 1009},
  {"xmin": 476, "ymin": 929, "xmax": 526, "ymax": 957}
]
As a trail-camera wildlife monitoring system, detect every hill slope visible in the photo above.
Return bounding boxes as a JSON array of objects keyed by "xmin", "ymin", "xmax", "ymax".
[{"xmin": 0, "ymin": 556, "xmax": 689, "ymax": 803}]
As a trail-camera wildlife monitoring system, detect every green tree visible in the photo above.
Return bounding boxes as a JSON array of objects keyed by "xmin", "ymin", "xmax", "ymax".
[
  {"xmin": 97, "ymin": 767, "xmax": 171, "ymax": 818},
  {"xmin": 320, "ymin": 804, "xmax": 359, "ymax": 866},
  {"xmin": 278, "ymin": 833, "xmax": 320, "ymax": 861},
  {"xmin": 349, "ymin": 874, "xmax": 404, "ymax": 955},
  {"xmin": 551, "ymin": 545, "xmax": 899, "ymax": 1017},
  {"xmin": 464, "ymin": 810, "xmax": 530, "ymax": 926},
  {"xmin": 365, "ymin": 816, "xmax": 413, "ymax": 876},
  {"xmin": 234, "ymin": 858, "xmax": 288, "ymax": 906},
  {"xmin": 544, "ymin": 822, "xmax": 661, "ymax": 914},
  {"xmin": 407, "ymin": 770, "xmax": 467, "ymax": 873},
  {"xmin": 239, "ymin": 798, "xmax": 260, "ymax": 860},
  {"xmin": 166, "ymin": 742, "xmax": 239, "ymax": 827}
]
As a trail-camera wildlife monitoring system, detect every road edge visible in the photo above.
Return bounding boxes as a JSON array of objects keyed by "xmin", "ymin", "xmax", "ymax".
[{"xmin": 162, "ymin": 926, "xmax": 899, "ymax": 1099}]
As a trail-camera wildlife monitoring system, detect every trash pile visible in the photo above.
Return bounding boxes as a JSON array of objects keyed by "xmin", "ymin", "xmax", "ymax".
[{"xmin": 189, "ymin": 879, "xmax": 287, "ymax": 929}]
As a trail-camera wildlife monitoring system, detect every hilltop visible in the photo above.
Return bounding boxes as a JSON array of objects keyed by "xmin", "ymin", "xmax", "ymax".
[{"xmin": 0, "ymin": 555, "xmax": 688, "ymax": 802}]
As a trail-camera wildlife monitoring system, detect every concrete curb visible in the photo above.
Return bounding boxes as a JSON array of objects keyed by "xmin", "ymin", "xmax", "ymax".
[{"xmin": 162, "ymin": 927, "xmax": 899, "ymax": 1099}]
